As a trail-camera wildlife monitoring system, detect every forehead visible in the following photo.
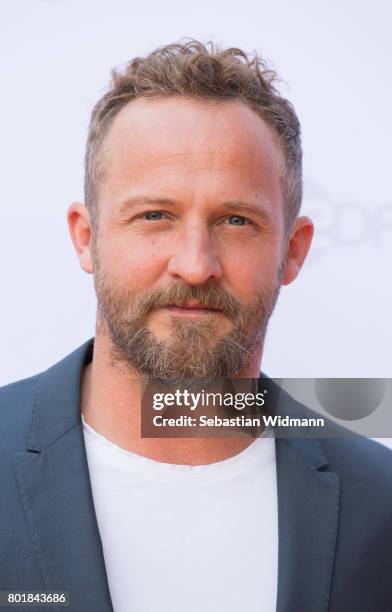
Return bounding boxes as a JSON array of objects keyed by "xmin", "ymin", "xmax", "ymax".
[{"xmin": 98, "ymin": 96, "xmax": 284, "ymax": 212}]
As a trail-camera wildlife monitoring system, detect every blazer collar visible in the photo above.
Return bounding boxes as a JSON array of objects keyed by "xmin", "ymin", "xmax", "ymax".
[{"xmin": 25, "ymin": 338, "xmax": 94, "ymax": 452}]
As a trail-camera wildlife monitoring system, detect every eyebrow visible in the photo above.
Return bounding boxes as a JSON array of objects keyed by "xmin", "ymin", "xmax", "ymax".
[
  {"xmin": 118, "ymin": 196, "xmax": 272, "ymax": 223},
  {"xmin": 119, "ymin": 197, "xmax": 179, "ymax": 210},
  {"xmin": 221, "ymin": 200, "xmax": 272, "ymax": 223}
]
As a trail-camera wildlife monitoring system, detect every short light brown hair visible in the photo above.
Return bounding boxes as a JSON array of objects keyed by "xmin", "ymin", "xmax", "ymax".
[{"xmin": 85, "ymin": 39, "xmax": 302, "ymax": 232}]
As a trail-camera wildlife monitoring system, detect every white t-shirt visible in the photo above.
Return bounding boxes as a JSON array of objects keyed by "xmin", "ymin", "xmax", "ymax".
[{"xmin": 83, "ymin": 418, "xmax": 278, "ymax": 612}]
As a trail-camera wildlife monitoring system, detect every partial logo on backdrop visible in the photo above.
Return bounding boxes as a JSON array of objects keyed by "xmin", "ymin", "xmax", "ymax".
[{"xmin": 303, "ymin": 179, "xmax": 392, "ymax": 264}]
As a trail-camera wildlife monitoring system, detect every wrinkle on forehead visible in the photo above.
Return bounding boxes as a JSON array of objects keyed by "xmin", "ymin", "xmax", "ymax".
[{"xmin": 97, "ymin": 96, "xmax": 285, "ymax": 225}]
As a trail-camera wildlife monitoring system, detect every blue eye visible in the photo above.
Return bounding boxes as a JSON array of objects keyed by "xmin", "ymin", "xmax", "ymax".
[
  {"xmin": 228, "ymin": 215, "xmax": 248, "ymax": 226},
  {"xmin": 144, "ymin": 211, "xmax": 163, "ymax": 220}
]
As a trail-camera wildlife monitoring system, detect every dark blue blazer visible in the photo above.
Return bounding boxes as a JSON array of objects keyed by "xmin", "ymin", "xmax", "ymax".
[{"xmin": 1, "ymin": 339, "xmax": 392, "ymax": 612}]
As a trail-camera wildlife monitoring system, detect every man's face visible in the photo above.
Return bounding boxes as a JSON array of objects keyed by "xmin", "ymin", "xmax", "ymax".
[{"xmin": 91, "ymin": 97, "xmax": 287, "ymax": 383}]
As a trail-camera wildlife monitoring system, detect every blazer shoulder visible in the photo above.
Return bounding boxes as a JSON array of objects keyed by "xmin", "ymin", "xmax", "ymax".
[{"xmin": 0, "ymin": 372, "xmax": 43, "ymax": 453}]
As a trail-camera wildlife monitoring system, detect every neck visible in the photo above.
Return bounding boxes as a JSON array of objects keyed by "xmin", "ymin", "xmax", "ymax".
[{"xmin": 81, "ymin": 330, "xmax": 264, "ymax": 466}]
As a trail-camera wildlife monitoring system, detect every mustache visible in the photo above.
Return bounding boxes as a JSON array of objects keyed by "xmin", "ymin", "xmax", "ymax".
[{"xmin": 133, "ymin": 284, "xmax": 244, "ymax": 321}]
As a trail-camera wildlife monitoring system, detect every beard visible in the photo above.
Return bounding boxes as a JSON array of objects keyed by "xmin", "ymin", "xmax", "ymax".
[{"xmin": 93, "ymin": 256, "xmax": 283, "ymax": 385}]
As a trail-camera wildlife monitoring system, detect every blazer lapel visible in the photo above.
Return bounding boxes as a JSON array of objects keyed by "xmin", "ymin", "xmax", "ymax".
[
  {"xmin": 14, "ymin": 339, "xmax": 113, "ymax": 612},
  {"xmin": 271, "ymin": 385, "xmax": 340, "ymax": 612}
]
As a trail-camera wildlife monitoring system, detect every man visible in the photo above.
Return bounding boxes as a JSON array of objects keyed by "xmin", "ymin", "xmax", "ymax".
[{"xmin": 1, "ymin": 40, "xmax": 391, "ymax": 612}]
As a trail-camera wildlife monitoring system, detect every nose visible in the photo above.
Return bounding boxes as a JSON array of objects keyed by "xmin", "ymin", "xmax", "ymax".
[{"xmin": 167, "ymin": 224, "xmax": 223, "ymax": 285}]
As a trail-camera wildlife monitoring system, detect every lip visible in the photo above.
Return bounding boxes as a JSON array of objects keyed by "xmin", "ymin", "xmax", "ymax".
[
  {"xmin": 176, "ymin": 300, "xmax": 218, "ymax": 309},
  {"xmin": 162, "ymin": 304, "xmax": 223, "ymax": 316}
]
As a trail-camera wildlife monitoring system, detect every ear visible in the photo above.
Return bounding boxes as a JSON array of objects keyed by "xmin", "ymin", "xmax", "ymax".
[
  {"xmin": 67, "ymin": 202, "xmax": 94, "ymax": 274},
  {"xmin": 281, "ymin": 216, "xmax": 314, "ymax": 285}
]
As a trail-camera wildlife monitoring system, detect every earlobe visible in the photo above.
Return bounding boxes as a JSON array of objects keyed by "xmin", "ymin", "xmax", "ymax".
[
  {"xmin": 67, "ymin": 202, "xmax": 94, "ymax": 274},
  {"xmin": 281, "ymin": 216, "xmax": 314, "ymax": 286}
]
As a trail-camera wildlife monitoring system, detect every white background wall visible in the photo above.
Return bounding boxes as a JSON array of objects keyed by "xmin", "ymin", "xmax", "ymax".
[{"xmin": 1, "ymin": 0, "xmax": 391, "ymax": 444}]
